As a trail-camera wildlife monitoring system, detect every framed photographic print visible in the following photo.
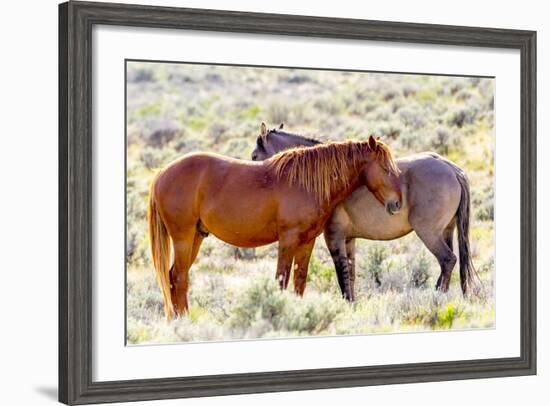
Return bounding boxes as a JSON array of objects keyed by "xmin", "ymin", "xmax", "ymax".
[{"xmin": 59, "ymin": 1, "xmax": 536, "ymax": 404}]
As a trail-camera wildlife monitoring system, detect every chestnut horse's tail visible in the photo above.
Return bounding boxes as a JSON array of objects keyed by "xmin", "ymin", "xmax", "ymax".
[
  {"xmin": 148, "ymin": 175, "xmax": 174, "ymax": 320},
  {"xmin": 455, "ymin": 168, "xmax": 482, "ymax": 295}
]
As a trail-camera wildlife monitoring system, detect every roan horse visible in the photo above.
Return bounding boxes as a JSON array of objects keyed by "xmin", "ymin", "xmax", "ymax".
[
  {"xmin": 148, "ymin": 123, "xmax": 402, "ymax": 319},
  {"xmin": 252, "ymin": 124, "xmax": 478, "ymax": 300}
]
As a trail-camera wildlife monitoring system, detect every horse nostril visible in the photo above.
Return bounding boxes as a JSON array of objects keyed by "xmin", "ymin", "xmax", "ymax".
[{"xmin": 387, "ymin": 200, "xmax": 401, "ymax": 215}]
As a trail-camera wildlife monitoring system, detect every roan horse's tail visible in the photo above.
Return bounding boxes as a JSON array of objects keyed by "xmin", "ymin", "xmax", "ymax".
[
  {"xmin": 454, "ymin": 168, "xmax": 480, "ymax": 295},
  {"xmin": 148, "ymin": 174, "xmax": 174, "ymax": 320}
]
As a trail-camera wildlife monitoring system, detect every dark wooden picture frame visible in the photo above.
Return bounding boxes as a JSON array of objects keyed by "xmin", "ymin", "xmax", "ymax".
[{"xmin": 59, "ymin": 1, "xmax": 536, "ymax": 404}]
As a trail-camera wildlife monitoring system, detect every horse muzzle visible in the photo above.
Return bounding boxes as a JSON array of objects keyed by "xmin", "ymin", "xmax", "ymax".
[{"xmin": 386, "ymin": 200, "xmax": 401, "ymax": 215}]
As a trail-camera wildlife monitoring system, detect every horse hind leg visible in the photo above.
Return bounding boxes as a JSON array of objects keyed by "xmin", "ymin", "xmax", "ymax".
[
  {"xmin": 415, "ymin": 228, "xmax": 457, "ymax": 292},
  {"xmin": 292, "ymin": 240, "xmax": 315, "ymax": 296},
  {"xmin": 443, "ymin": 220, "xmax": 456, "ymax": 252},
  {"xmin": 170, "ymin": 228, "xmax": 205, "ymax": 316},
  {"xmin": 435, "ymin": 221, "xmax": 457, "ymax": 291}
]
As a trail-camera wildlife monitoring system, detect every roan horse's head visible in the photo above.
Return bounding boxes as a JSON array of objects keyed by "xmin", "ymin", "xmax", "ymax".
[
  {"xmin": 252, "ymin": 122, "xmax": 286, "ymax": 161},
  {"xmin": 252, "ymin": 122, "xmax": 321, "ymax": 161},
  {"xmin": 252, "ymin": 122, "xmax": 401, "ymax": 215}
]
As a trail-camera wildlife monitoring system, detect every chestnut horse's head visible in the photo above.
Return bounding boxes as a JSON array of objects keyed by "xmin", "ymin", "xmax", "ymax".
[{"xmin": 363, "ymin": 135, "xmax": 402, "ymax": 215}]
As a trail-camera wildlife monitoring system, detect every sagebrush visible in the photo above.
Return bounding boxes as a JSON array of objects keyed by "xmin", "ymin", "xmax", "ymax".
[{"xmin": 126, "ymin": 62, "xmax": 495, "ymax": 344}]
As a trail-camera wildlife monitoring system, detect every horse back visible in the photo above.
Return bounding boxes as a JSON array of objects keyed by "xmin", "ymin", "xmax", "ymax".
[
  {"xmin": 399, "ymin": 153, "xmax": 462, "ymax": 230},
  {"xmin": 334, "ymin": 153, "xmax": 463, "ymax": 240}
]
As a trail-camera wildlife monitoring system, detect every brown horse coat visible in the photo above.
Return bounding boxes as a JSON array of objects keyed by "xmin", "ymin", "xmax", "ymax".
[{"xmin": 149, "ymin": 134, "xmax": 401, "ymax": 319}]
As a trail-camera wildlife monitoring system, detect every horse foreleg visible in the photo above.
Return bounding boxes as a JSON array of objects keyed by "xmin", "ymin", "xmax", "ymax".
[
  {"xmin": 276, "ymin": 244, "xmax": 295, "ymax": 290},
  {"xmin": 345, "ymin": 238, "xmax": 357, "ymax": 301},
  {"xmin": 292, "ymin": 240, "xmax": 315, "ymax": 296},
  {"xmin": 325, "ymin": 233, "xmax": 353, "ymax": 301}
]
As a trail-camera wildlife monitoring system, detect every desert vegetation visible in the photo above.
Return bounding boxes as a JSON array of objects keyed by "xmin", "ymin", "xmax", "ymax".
[{"xmin": 126, "ymin": 61, "xmax": 495, "ymax": 344}]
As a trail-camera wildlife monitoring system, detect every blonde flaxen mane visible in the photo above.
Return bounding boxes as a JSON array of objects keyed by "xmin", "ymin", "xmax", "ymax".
[{"xmin": 268, "ymin": 139, "xmax": 399, "ymax": 204}]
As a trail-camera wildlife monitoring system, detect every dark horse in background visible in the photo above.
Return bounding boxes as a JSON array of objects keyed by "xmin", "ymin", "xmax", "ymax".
[
  {"xmin": 148, "ymin": 123, "xmax": 401, "ymax": 319},
  {"xmin": 252, "ymin": 124, "xmax": 477, "ymax": 300}
]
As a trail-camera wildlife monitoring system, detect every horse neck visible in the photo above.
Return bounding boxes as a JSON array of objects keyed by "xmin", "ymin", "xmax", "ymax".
[
  {"xmin": 320, "ymin": 162, "xmax": 365, "ymax": 211},
  {"xmin": 284, "ymin": 132, "xmax": 320, "ymax": 147},
  {"xmin": 313, "ymin": 143, "xmax": 372, "ymax": 211},
  {"xmin": 273, "ymin": 131, "xmax": 320, "ymax": 151},
  {"xmin": 270, "ymin": 139, "xmax": 372, "ymax": 209}
]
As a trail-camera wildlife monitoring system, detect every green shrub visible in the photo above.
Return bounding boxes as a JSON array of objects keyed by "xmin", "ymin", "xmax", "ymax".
[
  {"xmin": 409, "ymin": 252, "xmax": 431, "ymax": 289},
  {"xmin": 435, "ymin": 303, "xmax": 463, "ymax": 329},
  {"xmin": 280, "ymin": 294, "xmax": 345, "ymax": 334},
  {"xmin": 307, "ymin": 252, "xmax": 336, "ymax": 293},
  {"xmin": 472, "ymin": 185, "xmax": 494, "ymax": 221},
  {"xmin": 227, "ymin": 276, "xmax": 346, "ymax": 336},
  {"xmin": 365, "ymin": 244, "xmax": 387, "ymax": 287},
  {"xmin": 228, "ymin": 277, "xmax": 288, "ymax": 330}
]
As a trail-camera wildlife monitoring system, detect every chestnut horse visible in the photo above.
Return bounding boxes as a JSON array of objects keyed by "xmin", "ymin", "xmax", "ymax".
[
  {"xmin": 252, "ymin": 124, "xmax": 478, "ymax": 300},
  {"xmin": 148, "ymin": 124, "xmax": 401, "ymax": 319}
]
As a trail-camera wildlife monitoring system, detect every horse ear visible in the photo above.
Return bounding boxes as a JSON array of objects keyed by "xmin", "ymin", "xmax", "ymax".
[
  {"xmin": 260, "ymin": 122, "xmax": 268, "ymax": 136},
  {"xmin": 279, "ymin": 123, "xmax": 284, "ymax": 129},
  {"xmin": 368, "ymin": 135, "xmax": 378, "ymax": 151}
]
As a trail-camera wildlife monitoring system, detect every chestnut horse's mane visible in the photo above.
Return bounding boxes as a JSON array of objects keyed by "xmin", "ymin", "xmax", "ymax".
[{"xmin": 268, "ymin": 139, "xmax": 399, "ymax": 204}]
